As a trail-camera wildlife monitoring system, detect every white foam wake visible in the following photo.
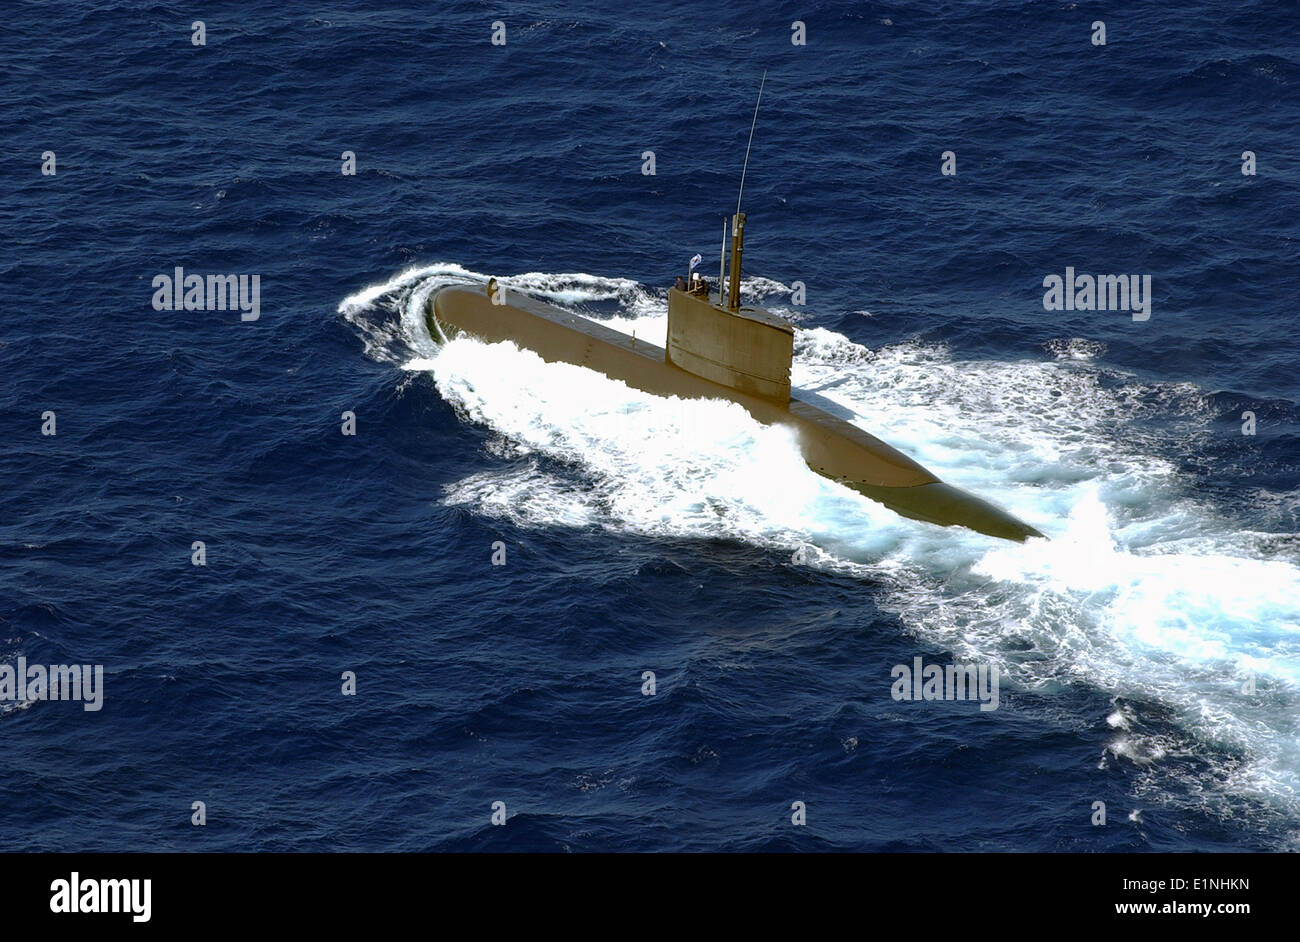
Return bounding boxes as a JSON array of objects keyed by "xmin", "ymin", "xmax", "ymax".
[{"xmin": 341, "ymin": 263, "xmax": 1300, "ymax": 840}]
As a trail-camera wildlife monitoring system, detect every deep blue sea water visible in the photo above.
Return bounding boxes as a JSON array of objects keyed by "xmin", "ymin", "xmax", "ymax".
[{"xmin": 2, "ymin": 1, "xmax": 1299, "ymax": 851}]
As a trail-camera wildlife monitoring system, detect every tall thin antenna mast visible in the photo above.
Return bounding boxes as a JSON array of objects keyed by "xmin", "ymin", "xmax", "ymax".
[{"xmin": 735, "ymin": 69, "xmax": 767, "ymax": 217}]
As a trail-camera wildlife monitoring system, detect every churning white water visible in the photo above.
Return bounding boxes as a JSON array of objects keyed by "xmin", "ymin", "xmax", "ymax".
[{"xmin": 341, "ymin": 265, "xmax": 1300, "ymax": 836}]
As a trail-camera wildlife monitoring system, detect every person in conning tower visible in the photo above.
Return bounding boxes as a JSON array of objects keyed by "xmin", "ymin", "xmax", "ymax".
[
  {"xmin": 689, "ymin": 272, "xmax": 710, "ymax": 297},
  {"xmin": 674, "ymin": 275, "xmax": 687, "ymax": 292}
]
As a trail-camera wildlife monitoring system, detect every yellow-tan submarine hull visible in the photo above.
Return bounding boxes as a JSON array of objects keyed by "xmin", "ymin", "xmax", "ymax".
[{"xmin": 429, "ymin": 285, "xmax": 1043, "ymax": 542}]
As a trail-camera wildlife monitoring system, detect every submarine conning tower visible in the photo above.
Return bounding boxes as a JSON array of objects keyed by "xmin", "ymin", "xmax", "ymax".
[{"xmin": 667, "ymin": 213, "xmax": 795, "ymax": 405}]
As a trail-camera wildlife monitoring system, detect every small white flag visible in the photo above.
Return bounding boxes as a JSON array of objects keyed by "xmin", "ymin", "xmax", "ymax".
[{"xmin": 689, "ymin": 253, "xmax": 702, "ymax": 271}]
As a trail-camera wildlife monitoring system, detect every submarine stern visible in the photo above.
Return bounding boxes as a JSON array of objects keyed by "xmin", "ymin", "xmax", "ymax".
[{"xmin": 848, "ymin": 480, "xmax": 1045, "ymax": 542}]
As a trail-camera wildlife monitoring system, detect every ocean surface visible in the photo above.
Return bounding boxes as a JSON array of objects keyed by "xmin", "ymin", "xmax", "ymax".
[{"xmin": 2, "ymin": 1, "xmax": 1298, "ymax": 851}]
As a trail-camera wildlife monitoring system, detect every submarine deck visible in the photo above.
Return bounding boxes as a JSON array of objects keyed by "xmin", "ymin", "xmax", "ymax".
[
  {"xmin": 429, "ymin": 284, "xmax": 1044, "ymax": 541},
  {"xmin": 431, "ymin": 284, "xmax": 934, "ymax": 488}
]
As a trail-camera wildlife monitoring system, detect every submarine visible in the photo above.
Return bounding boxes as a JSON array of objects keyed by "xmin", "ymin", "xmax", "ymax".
[
  {"xmin": 426, "ymin": 210, "xmax": 1043, "ymax": 543},
  {"xmin": 427, "ymin": 74, "xmax": 1042, "ymax": 543}
]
